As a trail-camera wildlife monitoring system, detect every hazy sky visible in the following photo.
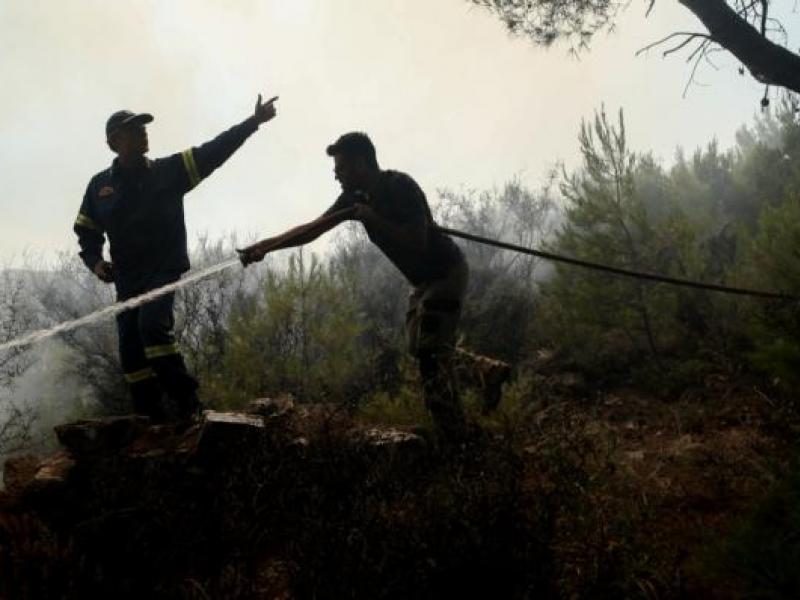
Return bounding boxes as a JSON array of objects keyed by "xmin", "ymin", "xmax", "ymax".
[{"xmin": 0, "ymin": 0, "xmax": 784, "ymax": 264}]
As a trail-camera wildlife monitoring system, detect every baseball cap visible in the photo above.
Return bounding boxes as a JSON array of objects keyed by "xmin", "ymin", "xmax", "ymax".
[
  {"xmin": 326, "ymin": 132, "xmax": 375, "ymax": 158},
  {"xmin": 105, "ymin": 110, "xmax": 154, "ymax": 137}
]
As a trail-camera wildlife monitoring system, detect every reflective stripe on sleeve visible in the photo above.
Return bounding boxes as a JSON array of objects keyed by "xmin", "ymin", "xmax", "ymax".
[
  {"xmin": 181, "ymin": 149, "xmax": 201, "ymax": 189},
  {"xmin": 144, "ymin": 343, "xmax": 180, "ymax": 359},
  {"xmin": 124, "ymin": 367, "xmax": 157, "ymax": 383},
  {"xmin": 75, "ymin": 213, "xmax": 100, "ymax": 231}
]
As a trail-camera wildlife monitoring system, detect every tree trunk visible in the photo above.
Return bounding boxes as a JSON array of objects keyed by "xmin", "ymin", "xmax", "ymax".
[{"xmin": 679, "ymin": 0, "xmax": 800, "ymax": 94}]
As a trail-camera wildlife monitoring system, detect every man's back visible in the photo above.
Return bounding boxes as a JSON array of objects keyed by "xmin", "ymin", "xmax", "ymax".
[{"xmin": 331, "ymin": 169, "xmax": 464, "ymax": 286}]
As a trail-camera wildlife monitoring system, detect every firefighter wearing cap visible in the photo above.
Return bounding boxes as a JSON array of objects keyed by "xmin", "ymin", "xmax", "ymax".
[{"xmin": 74, "ymin": 95, "xmax": 278, "ymax": 422}]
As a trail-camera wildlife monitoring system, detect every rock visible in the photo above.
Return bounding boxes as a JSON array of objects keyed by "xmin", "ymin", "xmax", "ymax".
[
  {"xmin": 351, "ymin": 427, "xmax": 426, "ymax": 466},
  {"xmin": 25, "ymin": 451, "xmax": 76, "ymax": 496},
  {"xmin": 3, "ymin": 454, "xmax": 40, "ymax": 495},
  {"xmin": 18, "ymin": 452, "xmax": 81, "ymax": 528},
  {"xmin": 125, "ymin": 423, "xmax": 198, "ymax": 460},
  {"xmin": 34, "ymin": 451, "xmax": 75, "ymax": 484},
  {"xmin": 203, "ymin": 411, "xmax": 265, "ymax": 428},
  {"xmin": 196, "ymin": 411, "xmax": 265, "ymax": 461},
  {"xmin": 289, "ymin": 436, "xmax": 309, "ymax": 449},
  {"xmin": 359, "ymin": 427, "xmax": 424, "ymax": 448},
  {"xmin": 248, "ymin": 396, "xmax": 295, "ymax": 419},
  {"xmin": 55, "ymin": 416, "xmax": 150, "ymax": 456}
]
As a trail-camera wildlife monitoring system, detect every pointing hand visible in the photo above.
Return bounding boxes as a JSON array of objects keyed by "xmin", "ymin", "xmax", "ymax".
[{"xmin": 254, "ymin": 94, "xmax": 279, "ymax": 124}]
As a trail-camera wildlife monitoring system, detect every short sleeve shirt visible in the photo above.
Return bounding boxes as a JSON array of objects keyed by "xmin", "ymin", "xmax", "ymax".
[{"xmin": 325, "ymin": 170, "xmax": 463, "ymax": 285}]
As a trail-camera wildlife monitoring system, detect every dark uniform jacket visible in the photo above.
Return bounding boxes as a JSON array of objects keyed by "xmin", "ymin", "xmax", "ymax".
[
  {"xmin": 325, "ymin": 169, "xmax": 464, "ymax": 286},
  {"xmin": 74, "ymin": 116, "xmax": 259, "ymax": 297}
]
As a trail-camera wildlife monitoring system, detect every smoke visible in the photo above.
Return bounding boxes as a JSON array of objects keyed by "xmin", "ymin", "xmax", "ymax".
[
  {"xmin": 0, "ymin": 259, "xmax": 108, "ymax": 485},
  {"xmin": 0, "ymin": 239, "xmax": 260, "ymax": 487},
  {"xmin": 0, "ymin": 339, "xmax": 97, "ymax": 487}
]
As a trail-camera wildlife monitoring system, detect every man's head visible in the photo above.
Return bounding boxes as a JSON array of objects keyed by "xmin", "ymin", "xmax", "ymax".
[
  {"xmin": 326, "ymin": 132, "xmax": 379, "ymax": 192},
  {"xmin": 105, "ymin": 110, "xmax": 153, "ymax": 158}
]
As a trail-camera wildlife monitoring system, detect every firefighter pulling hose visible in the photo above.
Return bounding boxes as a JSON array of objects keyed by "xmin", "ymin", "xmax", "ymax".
[{"xmin": 236, "ymin": 132, "xmax": 510, "ymax": 442}]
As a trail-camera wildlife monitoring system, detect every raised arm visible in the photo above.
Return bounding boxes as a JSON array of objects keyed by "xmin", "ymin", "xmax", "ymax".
[
  {"xmin": 178, "ymin": 94, "xmax": 278, "ymax": 192},
  {"xmin": 237, "ymin": 206, "xmax": 356, "ymax": 266}
]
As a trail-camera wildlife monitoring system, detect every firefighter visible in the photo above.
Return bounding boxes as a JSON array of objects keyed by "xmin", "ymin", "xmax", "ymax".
[
  {"xmin": 238, "ymin": 132, "xmax": 508, "ymax": 441},
  {"xmin": 74, "ymin": 94, "xmax": 278, "ymax": 422}
]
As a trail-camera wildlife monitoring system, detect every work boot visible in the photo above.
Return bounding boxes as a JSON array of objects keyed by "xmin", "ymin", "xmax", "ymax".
[
  {"xmin": 131, "ymin": 380, "xmax": 167, "ymax": 423},
  {"xmin": 174, "ymin": 393, "xmax": 204, "ymax": 428}
]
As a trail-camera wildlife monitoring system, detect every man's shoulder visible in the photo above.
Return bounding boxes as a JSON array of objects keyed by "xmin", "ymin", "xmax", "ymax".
[
  {"xmin": 381, "ymin": 169, "xmax": 423, "ymax": 196},
  {"xmin": 152, "ymin": 154, "xmax": 179, "ymax": 166},
  {"xmin": 150, "ymin": 154, "xmax": 183, "ymax": 174},
  {"xmin": 88, "ymin": 166, "xmax": 113, "ymax": 186},
  {"xmin": 383, "ymin": 169, "xmax": 415, "ymax": 184}
]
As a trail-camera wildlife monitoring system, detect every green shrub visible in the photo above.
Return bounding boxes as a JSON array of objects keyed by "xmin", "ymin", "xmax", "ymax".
[
  {"xmin": 202, "ymin": 250, "xmax": 372, "ymax": 409},
  {"xmin": 740, "ymin": 197, "xmax": 800, "ymax": 388}
]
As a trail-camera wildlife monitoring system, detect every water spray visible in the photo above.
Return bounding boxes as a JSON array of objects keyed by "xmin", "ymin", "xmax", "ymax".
[
  {"xmin": 0, "ymin": 257, "xmax": 241, "ymax": 354},
  {"xmin": 0, "ymin": 207, "xmax": 354, "ymax": 355}
]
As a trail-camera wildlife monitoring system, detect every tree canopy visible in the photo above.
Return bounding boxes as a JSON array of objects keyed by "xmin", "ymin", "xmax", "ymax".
[{"xmin": 471, "ymin": 1, "xmax": 800, "ymax": 96}]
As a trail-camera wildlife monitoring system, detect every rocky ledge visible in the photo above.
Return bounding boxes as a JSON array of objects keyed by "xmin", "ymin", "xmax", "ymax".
[{"xmin": 0, "ymin": 398, "xmax": 527, "ymax": 599}]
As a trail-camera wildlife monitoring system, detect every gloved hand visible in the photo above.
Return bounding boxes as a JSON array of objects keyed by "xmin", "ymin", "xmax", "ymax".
[{"xmin": 93, "ymin": 260, "xmax": 115, "ymax": 283}]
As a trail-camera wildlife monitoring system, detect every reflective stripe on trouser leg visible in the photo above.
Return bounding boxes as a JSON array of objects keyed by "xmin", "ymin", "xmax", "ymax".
[
  {"xmin": 117, "ymin": 308, "xmax": 165, "ymax": 418},
  {"xmin": 124, "ymin": 367, "xmax": 157, "ymax": 383},
  {"xmin": 144, "ymin": 343, "xmax": 180, "ymax": 359},
  {"xmin": 138, "ymin": 287, "xmax": 199, "ymax": 406}
]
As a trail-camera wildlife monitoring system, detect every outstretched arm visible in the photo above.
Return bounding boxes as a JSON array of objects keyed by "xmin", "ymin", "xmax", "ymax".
[
  {"xmin": 179, "ymin": 94, "xmax": 278, "ymax": 192},
  {"xmin": 237, "ymin": 206, "xmax": 356, "ymax": 266}
]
